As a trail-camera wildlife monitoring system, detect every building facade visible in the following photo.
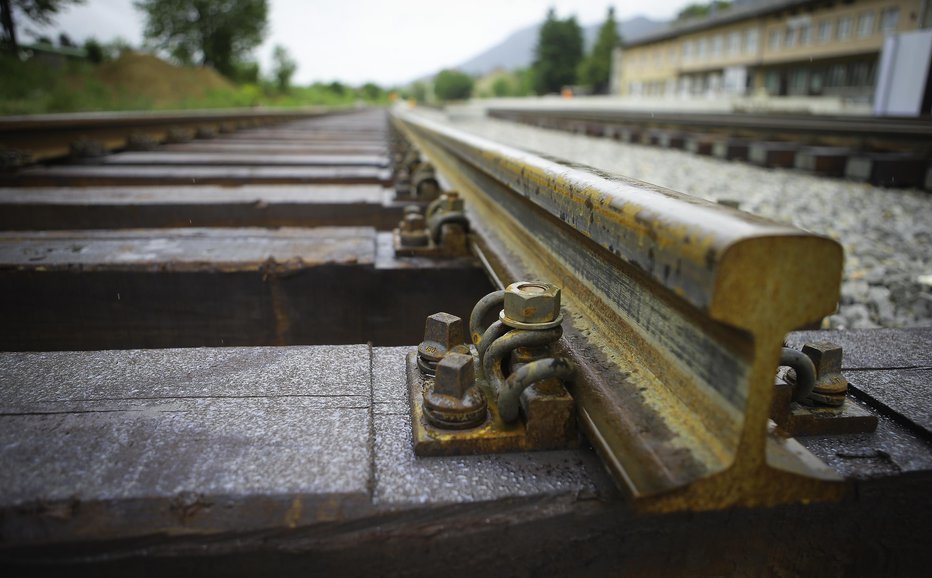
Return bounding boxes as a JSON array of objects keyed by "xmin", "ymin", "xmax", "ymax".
[{"xmin": 615, "ymin": 0, "xmax": 929, "ymax": 102}]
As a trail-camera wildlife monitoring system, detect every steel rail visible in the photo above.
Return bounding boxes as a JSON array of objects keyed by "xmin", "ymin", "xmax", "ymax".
[
  {"xmin": 392, "ymin": 107, "xmax": 844, "ymax": 512},
  {"xmin": 487, "ymin": 106, "xmax": 932, "ymax": 142},
  {"xmin": 0, "ymin": 107, "xmax": 340, "ymax": 164}
]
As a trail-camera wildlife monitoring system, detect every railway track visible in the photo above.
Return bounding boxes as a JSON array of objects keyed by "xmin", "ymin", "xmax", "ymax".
[
  {"xmin": 0, "ymin": 106, "xmax": 930, "ymax": 575},
  {"xmin": 488, "ymin": 106, "xmax": 932, "ymax": 189}
]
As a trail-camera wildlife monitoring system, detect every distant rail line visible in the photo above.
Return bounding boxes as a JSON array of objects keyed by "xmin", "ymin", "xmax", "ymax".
[{"xmin": 488, "ymin": 107, "xmax": 932, "ymax": 189}]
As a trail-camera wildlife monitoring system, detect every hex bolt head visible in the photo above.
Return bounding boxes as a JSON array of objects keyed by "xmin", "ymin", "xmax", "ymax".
[
  {"xmin": 400, "ymin": 212, "xmax": 427, "ymax": 232},
  {"xmin": 417, "ymin": 312, "xmax": 465, "ymax": 363},
  {"xmin": 423, "ymin": 352, "xmax": 487, "ymax": 430},
  {"xmin": 433, "ymin": 352, "xmax": 475, "ymax": 398},
  {"xmin": 802, "ymin": 342, "xmax": 843, "ymax": 373},
  {"xmin": 503, "ymin": 282, "xmax": 561, "ymax": 325},
  {"xmin": 802, "ymin": 342, "xmax": 848, "ymax": 395}
]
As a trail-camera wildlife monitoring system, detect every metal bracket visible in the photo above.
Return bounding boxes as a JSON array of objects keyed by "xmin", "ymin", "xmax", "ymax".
[
  {"xmin": 771, "ymin": 342, "xmax": 878, "ymax": 436},
  {"xmin": 771, "ymin": 380, "xmax": 878, "ymax": 436},
  {"xmin": 406, "ymin": 350, "xmax": 577, "ymax": 456},
  {"xmin": 392, "ymin": 192, "xmax": 470, "ymax": 257}
]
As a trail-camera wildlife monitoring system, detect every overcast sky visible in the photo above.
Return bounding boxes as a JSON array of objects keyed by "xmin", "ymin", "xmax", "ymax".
[{"xmin": 28, "ymin": 0, "xmax": 690, "ymax": 86}]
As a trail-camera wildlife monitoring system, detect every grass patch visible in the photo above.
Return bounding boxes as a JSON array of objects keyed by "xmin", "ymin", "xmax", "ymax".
[{"xmin": 0, "ymin": 52, "xmax": 388, "ymax": 115}]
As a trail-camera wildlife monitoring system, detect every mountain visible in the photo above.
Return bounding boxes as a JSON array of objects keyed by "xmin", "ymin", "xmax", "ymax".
[{"xmin": 455, "ymin": 16, "xmax": 667, "ymax": 76}]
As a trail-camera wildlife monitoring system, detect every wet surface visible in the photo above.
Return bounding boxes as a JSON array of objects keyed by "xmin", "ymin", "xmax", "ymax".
[
  {"xmin": 370, "ymin": 347, "xmax": 610, "ymax": 506},
  {"xmin": 0, "ymin": 346, "xmax": 373, "ymax": 521},
  {"xmin": 788, "ymin": 328, "xmax": 932, "ymax": 475},
  {"xmin": 787, "ymin": 327, "xmax": 932, "ymax": 369},
  {"xmin": 97, "ymin": 152, "xmax": 389, "ymax": 167},
  {"xmin": 0, "ymin": 345, "xmax": 609, "ymax": 543},
  {"xmin": 0, "ymin": 185, "xmax": 402, "ymax": 231},
  {"xmin": 0, "ymin": 227, "xmax": 374, "ymax": 269}
]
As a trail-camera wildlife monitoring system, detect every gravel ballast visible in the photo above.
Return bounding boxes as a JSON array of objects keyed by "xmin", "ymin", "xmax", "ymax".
[{"xmin": 436, "ymin": 109, "xmax": 931, "ymax": 329}]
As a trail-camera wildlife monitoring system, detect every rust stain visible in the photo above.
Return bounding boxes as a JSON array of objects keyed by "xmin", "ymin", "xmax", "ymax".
[
  {"xmin": 395, "ymin": 110, "xmax": 846, "ymax": 514},
  {"xmin": 284, "ymin": 496, "xmax": 303, "ymax": 528}
]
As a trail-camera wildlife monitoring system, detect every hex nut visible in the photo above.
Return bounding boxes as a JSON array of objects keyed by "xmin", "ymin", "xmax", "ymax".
[
  {"xmin": 440, "ymin": 192, "xmax": 465, "ymax": 213},
  {"xmin": 398, "ymin": 211, "xmax": 430, "ymax": 248},
  {"xmin": 502, "ymin": 282, "xmax": 561, "ymax": 326}
]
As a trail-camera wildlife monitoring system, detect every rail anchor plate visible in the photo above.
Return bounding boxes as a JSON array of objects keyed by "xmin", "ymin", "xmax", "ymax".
[{"xmin": 406, "ymin": 351, "xmax": 578, "ymax": 456}]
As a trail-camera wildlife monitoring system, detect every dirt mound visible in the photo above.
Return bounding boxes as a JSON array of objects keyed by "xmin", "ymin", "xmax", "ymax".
[{"xmin": 94, "ymin": 52, "xmax": 234, "ymax": 107}]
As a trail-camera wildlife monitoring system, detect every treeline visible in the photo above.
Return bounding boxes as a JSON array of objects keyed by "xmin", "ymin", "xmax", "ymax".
[
  {"xmin": 1, "ymin": 0, "xmax": 396, "ymax": 113},
  {"xmin": 414, "ymin": 6, "xmax": 621, "ymax": 103}
]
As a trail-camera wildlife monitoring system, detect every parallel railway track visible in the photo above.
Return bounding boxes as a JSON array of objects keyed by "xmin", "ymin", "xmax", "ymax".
[
  {"xmin": 0, "ymin": 106, "xmax": 929, "ymax": 575},
  {"xmin": 488, "ymin": 106, "xmax": 932, "ymax": 189}
]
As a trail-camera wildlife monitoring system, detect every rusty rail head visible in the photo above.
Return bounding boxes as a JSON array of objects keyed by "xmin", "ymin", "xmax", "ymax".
[{"xmin": 391, "ymin": 108, "xmax": 845, "ymax": 512}]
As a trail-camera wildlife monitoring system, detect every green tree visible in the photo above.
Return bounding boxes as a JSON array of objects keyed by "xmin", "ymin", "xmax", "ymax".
[
  {"xmin": 83, "ymin": 37, "xmax": 103, "ymax": 63},
  {"xmin": 579, "ymin": 7, "xmax": 620, "ymax": 94},
  {"xmin": 135, "ymin": 0, "xmax": 268, "ymax": 78},
  {"xmin": 231, "ymin": 59, "xmax": 259, "ymax": 84},
  {"xmin": 271, "ymin": 44, "xmax": 296, "ymax": 93},
  {"xmin": 359, "ymin": 82, "xmax": 383, "ymax": 102},
  {"xmin": 532, "ymin": 8, "xmax": 583, "ymax": 95},
  {"xmin": 433, "ymin": 69, "xmax": 473, "ymax": 102},
  {"xmin": 1, "ymin": 0, "xmax": 84, "ymax": 56},
  {"xmin": 676, "ymin": 1, "xmax": 731, "ymax": 21},
  {"xmin": 491, "ymin": 76, "xmax": 512, "ymax": 97},
  {"xmin": 409, "ymin": 81, "xmax": 428, "ymax": 103}
]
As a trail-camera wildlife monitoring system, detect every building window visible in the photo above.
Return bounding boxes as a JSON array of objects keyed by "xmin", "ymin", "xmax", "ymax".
[
  {"xmin": 728, "ymin": 31, "xmax": 741, "ymax": 54},
  {"xmin": 765, "ymin": 71, "xmax": 781, "ymax": 95},
  {"xmin": 667, "ymin": 47, "xmax": 676, "ymax": 64},
  {"xmin": 702, "ymin": 37, "xmax": 712, "ymax": 59},
  {"xmin": 810, "ymin": 70, "xmax": 824, "ymax": 94},
  {"xmin": 682, "ymin": 41, "xmax": 692, "ymax": 60},
  {"xmin": 851, "ymin": 61, "xmax": 873, "ymax": 86},
  {"xmin": 713, "ymin": 34, "xmax": 724, "ymax": 56},
  {"xmin": 746, "ymin": 29, "xmax": 759, "ymax": 53},
  {"xmin": 828, "ymin": 64, "xmax": 847, "ymax": 86},
  {"xmin": 789, "ymin": 69, "xmax": 809, "ymax": 95},
  {"xmin": 837, "ymin": 16, "xmax": 853, "ymax": 40},
  {"xmin": 858, "ymin": 12, "xmax": 875, "ymax": 37},
  {"xmin": 785, "ymin": 27, "xmax": 797, "ymax": 48},
  {"xmin": 769, "ymin": 29, "xmax": 781, "ymax": 51},
  {"xmin": 881, "ymin": 7, "xmax": 899, "ymax": 33},
  {"xmin": 799, "ymin": 23, "xmax": 812, "ymax": 45},
  {"xmin": 818, "ymin": 20, "xmax": 832, "ymax": 43}
]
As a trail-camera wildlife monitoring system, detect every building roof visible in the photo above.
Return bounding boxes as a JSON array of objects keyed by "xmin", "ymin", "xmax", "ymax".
[{"xmin": 624, "ymin": 0, "xmax": 817, "ymax": 47}]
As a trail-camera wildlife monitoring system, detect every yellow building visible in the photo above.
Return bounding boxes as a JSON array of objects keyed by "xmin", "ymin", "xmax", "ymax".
[{"xmin": 615, "ymin": 0, "xmax": 929, "ymax": 101}]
